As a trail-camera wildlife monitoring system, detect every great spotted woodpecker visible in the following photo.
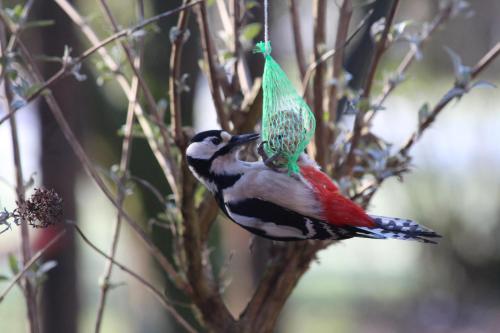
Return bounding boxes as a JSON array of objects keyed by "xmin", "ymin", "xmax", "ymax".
[{"xmin": 186, "ymin": 130, "xmax": 440, "ymax": 243}]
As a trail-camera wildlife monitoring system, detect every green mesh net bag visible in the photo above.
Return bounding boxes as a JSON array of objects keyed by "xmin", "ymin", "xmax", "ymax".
[{"xmin": 255, "ymin": 41, "xmax": 316, "ymax": 174}]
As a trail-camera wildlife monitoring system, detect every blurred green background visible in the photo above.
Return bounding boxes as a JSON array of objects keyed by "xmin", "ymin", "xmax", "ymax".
[{"xmin": 0, "ymin": 0, "xmax": 499, "ymax": 332}]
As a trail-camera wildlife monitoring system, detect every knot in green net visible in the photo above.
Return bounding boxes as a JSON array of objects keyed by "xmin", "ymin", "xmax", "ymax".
[{"xmin": 255, "ymin": 41, "xmax": 316, "ymax": 174}]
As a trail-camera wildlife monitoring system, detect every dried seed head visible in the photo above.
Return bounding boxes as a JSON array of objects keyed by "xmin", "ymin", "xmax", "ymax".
[{"xmin": 15, "ymin": 188, "xmax": 63, "ymax": 228}]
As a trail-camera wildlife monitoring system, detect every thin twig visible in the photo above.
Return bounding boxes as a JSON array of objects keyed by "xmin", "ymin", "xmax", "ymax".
[
  {"xmin": 0, "ymin": 25, "xmax": 39, "ymax": 331},
  {"xmin": 48, "ymin": 0, "xmax": 181, "ymax": 199},
  {"xmin": 288, "ymin": 0, "xmax": 307, "ymax": 79},
  {"xmin": 354, "ymin": 43, "xmax": 500, "ymax": 204},
  {"xmin": 179, "ymin": 160, "xmax": 235, "ymax": 330},
  {"xmin": 94, "ymin": 2, "xmax": 145, "ymax": 331},
  {"xmin": 471, "ymin": 42, "xmax": 500, "ymax": 77},
  {"xmin": 194, "ymin": 1, "xmax": 229, "ymax": 131},
  {"xmin": 0, "ymin": 230, "xmax": 66, "ymax": 303},
  {"xmin": 231, "ymin": 0, "xmax": 240, "ymax": 89},
  {"xmin": 400, "ymin": 42, "xmax": 500, "ymax": 155},
  {"xmin": 77, "ymin": 1, "xmax": 202, "ymax": 62},
  {"xmin": 373, "ymin": 2, "xmax": 454, "ymax": 108},
  {"xmin": 327, "ymin": 0, "xmax": 352, "ymax": 166},
  {"xmin": 311, "ymin": 0, "xmax": 327, "ymax": 167},
  {"xmin": 214, "ymin": 0, "xmax": 252, "ymax": 96},
  {"xmin": 0, "ymin": 2, "xmax": 200, "ymax": 197},
  {"xmin": 328, "ymin": 0, "xmax": 352, "ymax": 123},
  {"xmin": 4, "ymin": 31, "xmax": 191, "ymax": 295},
  {"xmin": 71, "ymin": 223, "xmax": 197, "ymax": 333},
  {"xmin": 363, "ymin": 1, "xmax": 400, "ymax": 98},
  {"xmin": 341, "ymin": 0, "xmax": 399, "ymax": 177},
  {"xmin": 169, "ymin": 0, "xmax": 191, "ymax": 147},
  {"xmin": 6, "ymin": 0, "xmax": 35, "ymax": 48},
  {"xmin": 2, "ymin": 0, "xmax": 202, "ymax": 111},
  {"xmin": 97, "ymin": 0, "xmax": 174, "ymax": 158},
  {"xmin": 0, "ymin": 0, "xmax": 35, "ymax": 86},
  {"xmin": 129, "ymin": 175, "xmax": 168, "ymax": 207},
  {"xmin": 301, "ymin": 8, "xmax": 373, "ymax": 96}
]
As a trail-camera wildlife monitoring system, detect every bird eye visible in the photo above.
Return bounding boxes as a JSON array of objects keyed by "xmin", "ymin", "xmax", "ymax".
[{"xmin": 211, "ymin": 137, "xmax": 222, "ymax": 145}]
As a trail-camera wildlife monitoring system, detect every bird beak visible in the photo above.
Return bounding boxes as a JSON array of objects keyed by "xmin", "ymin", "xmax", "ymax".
[{"xmin": 229, "ymin": 133, "xmax": 260, "ymax": 147}]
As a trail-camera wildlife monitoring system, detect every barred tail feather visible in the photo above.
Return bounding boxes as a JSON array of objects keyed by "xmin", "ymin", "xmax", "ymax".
[{"xmin": 356, "ymin": 215, "xmax": 442, "ymax": 244}]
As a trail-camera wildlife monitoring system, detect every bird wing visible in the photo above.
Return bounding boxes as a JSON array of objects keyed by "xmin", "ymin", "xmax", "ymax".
[
  {"xmin": 222, "ymin": 162, "xmax": 325, "ymax": 221},
  {"xmin": 225, "ymin": 197, "xmax": 324, "ymax": 240},
  {"xmin": 225, "ymin": 197, "xmax": 380, "ymax": 241},
  {"xmin": 222, "ymin": 160, "xmax": 374, "ymax": 228}
]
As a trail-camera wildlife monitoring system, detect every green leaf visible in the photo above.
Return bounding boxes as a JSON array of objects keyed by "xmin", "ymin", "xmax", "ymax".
[
  {"xmin": 11, "ymin": 99, "xmax": 26, "ymax": 111},
  {"xmin": 418, "ymin": 103, "xmax": 429, "ymax": 127},
  {"xmin": 246, "ymin": 1, "xmax": 260, "ymax": 9},
  {"xmin": 8, "ymin": 253, "xmax": 19, "ymax": 275},
  {"xmin": 107, "ymin": 281, "xmax": 126, "ymax": 291},
  {"xmin": 6, "ymin": 68, "xmax": 18, "ymax": 81},
  {"xmin": 241, "ymin": 23, "xmax": 262, "ymax": 41},
  {"xmin": 25, "ymin": 82, "xmax": 44, "ymax": 98},
  {"xmin": 23, "ymin": 20, "xmax": 55, "ymax": 30},
  {"xmin": 0, "ymin": 274, "xmax": 10, "ymax": 281},
  {"xmin": 5, "ymin": 4, "xmax": 24, "ymax": 24},
  {"xmin": 35, "ymin": 55, "xmax": 63, "ymax": 64},
  {"xmin": 117, "ymin": 123, "xmax": 147, "ymax": 139},
  {"xmin": 221, "ymin": 50, "xmax": 235, "ymax": 61}
]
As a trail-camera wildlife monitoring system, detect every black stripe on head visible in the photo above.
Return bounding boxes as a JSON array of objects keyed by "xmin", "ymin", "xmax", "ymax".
[
  {"xmin": 186, "ymin": 156, "xmax": 242, "ymax": 191},
  {"xmin": 186, "ymin": 156, "xmax": 211, "ymax": 179},
  {"xmin": 190, "ymin": 130, "xmax": 223, "ymax": 143},
  {"xmin": 209, "ymin": 133, "xmax": 258, "ymax": 160}
]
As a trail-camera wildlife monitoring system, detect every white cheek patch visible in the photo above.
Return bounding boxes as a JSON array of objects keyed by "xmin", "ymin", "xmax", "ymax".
[
  {"xmin": 210, "ymin": 154, "xmax": 235, "ymax": 174},
  {"xmin": 221, "ymin": 131, "xmax": 231, "ymax": 142},
  {"xmin": 186, "ymin": 142, "xmax": 214, "ymax": 160}
]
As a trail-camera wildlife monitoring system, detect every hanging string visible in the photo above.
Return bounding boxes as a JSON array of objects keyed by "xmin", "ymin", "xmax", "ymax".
[{"xmin": 263, "ymin": 0, "xmax": 269, "ymax": 54}]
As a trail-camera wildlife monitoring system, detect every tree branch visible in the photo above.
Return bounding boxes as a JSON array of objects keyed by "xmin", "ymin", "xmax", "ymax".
[
  {"xmin": 0, "ymin": 230, "xmax": 66, "ymax": 304},
  {"xmin": 327, "ymin": 0, "xmax": 352, "ymax": 165},
  {"xmin": 71, "ymin": 223, "xmax": 197, "ymax": 333},
  {"xmin": 240, "ymin": 242, "xmax": 328, "ymax": 332},
  {"xmin": 194, "ymin": 1, "xmax": 230, "ymax": 131},
  {"xmin": 1, "ymin": 31, "xmax": 40, "ymax": 332},
  {"xmin": 311, "ymin": 0, "xmax": 327, "ymax": 167},
  {"xmin": 341, "ymin": 0, "xmax": 399, "ymax": 177},
  {"xmin": 5, "ymin": 32, "xmax": 191, "ymax": 295},
  {"xmin": 179, "ymin": 159, "xmax": 234, "ymax": 331},
  {"xmin": 288, "ymin": 0, "xmax": 307, "ymax": 80},
  {"xmin": 353, "ymin": 42, "xmax": 500, "ymax": 204},
  {"xmin": 374, "ymin": 2, "xmax": 454, "ymax": 108},
  {"xmin": 301, "ymin": 8, "xmax": 373, "ymax": 96},
  {"xmin": 50, "ymin": 0, "xmax": 183, "ymax": 199},
  {"xmin": 94, "ymin": 2, "xmax": 145, "ymax": 331},
  {"xmin": 169, "ymin": 0, "xmax": 192, "ymax": 147},
  {"xmin": 400, "ymin": 42, "xmax": 500, "ymax": 155}
]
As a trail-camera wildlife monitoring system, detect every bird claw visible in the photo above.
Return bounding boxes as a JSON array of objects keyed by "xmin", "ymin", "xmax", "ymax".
[{"xmin": 257, "ymin": 141, "xmax": 285, "ymax": 172}]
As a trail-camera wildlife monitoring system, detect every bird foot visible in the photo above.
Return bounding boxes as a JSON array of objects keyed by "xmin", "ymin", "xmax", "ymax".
[{"xmin": 257, "ymin": 141, "xmax": 285, "ymax": 172}]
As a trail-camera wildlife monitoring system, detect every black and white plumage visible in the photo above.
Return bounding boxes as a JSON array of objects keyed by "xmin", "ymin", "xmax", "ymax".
[{"xmin": 186, "ymin": 130, "xmax": 441, "ymax": 243}]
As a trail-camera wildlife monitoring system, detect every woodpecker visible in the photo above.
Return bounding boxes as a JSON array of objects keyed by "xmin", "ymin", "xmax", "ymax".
[{"xmin": 186, "ymin": 130, "xmax": 440, "ymax": 243}]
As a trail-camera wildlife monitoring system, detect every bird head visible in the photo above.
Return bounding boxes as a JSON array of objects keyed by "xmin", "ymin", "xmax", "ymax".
[{"xmin": 186, "ymin": 130, "xmax": 259, "ymax": 184}]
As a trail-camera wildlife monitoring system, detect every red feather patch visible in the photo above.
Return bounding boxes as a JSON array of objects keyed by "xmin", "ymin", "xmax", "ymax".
[{"xmin": 300, "ymin": 165, "xmax": 375, "ymax": 227}]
